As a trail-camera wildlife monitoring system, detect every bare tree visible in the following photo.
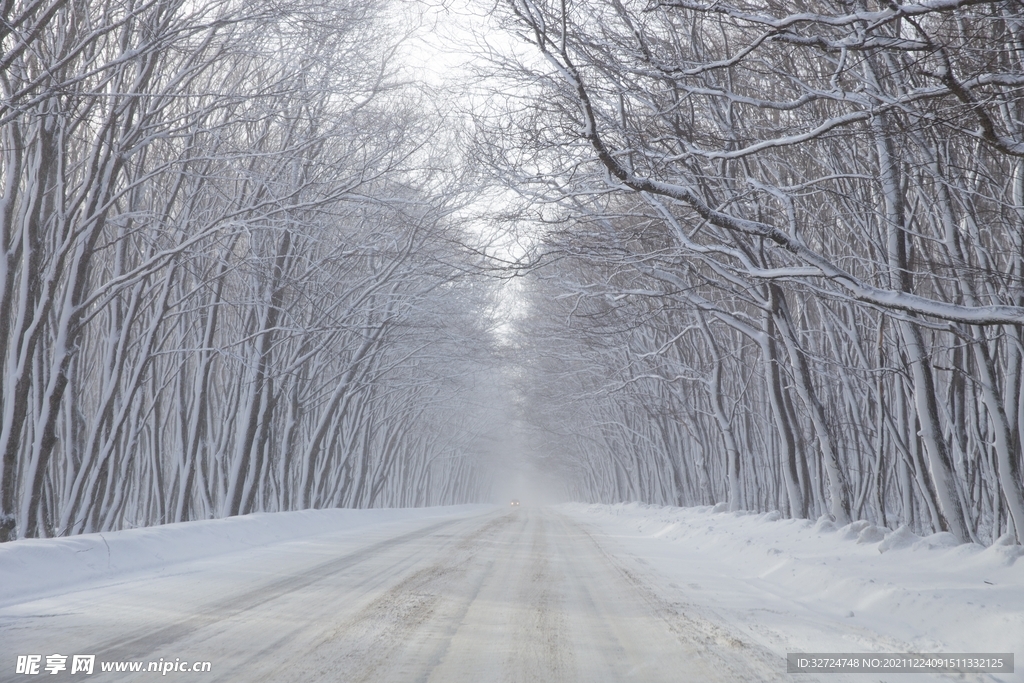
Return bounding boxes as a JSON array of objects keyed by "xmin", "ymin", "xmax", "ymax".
[{"xmin": 488, "ymin": 0, "xmax": 1024, "ymax": 542}]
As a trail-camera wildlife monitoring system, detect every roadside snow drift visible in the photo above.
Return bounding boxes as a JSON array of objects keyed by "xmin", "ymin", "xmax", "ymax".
[
  {"xmin": 0, "ymin": 505, "xmax": 490, "ymax": 609},
  {"xmin": 560, "ymin": 503, "xmax": 1023, "ymax": 681}
]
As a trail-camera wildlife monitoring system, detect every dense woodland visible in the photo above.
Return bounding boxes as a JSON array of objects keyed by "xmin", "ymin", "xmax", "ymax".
[
  {"xmin": 2, "ymin": 0, "xmax": 1024, "ymax": 546},
  {"xmin": 0, "ymin": 0, "xmax": 497, "ymax": 541},
  {"xmin": 493, "ymin": 0, "xmax": 1024, "ymax": 544}
]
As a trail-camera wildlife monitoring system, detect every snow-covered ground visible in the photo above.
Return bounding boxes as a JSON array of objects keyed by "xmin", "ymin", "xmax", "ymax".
[
  {"xmin": 1, "ymin": 504, "xmax": 1020, "ymax": 682},
  {"xmin": 3, "ymin": 506, "xmax": 734, "ymax": 683},
  {"xmin": 0, "ymin": 505, "xmax": 489, "ymax": 609},
  {"xmin": 560, "ymin": 502, "xmax": 1023, "ymax": 682}
]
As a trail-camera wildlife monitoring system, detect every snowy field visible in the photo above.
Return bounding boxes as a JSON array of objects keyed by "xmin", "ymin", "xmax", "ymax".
[{"xmin": 560, "ymin": 503, "xmax": 1024, "ymax": 682}]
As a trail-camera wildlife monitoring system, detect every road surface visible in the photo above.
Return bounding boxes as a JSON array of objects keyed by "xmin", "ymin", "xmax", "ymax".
[{"xmin": 1, "ymin": 507, "xmax": 782, "ymax": 682}]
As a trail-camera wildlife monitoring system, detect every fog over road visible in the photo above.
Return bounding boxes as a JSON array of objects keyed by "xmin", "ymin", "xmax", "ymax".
[{"xmin": 1, "ymin": 507, "xmax": 783, "ymax": 682}]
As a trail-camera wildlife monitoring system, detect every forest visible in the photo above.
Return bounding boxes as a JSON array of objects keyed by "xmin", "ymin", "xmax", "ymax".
[
  {"xmin": 2, "ymin": 0, "xmax": 1024, "ymax": 547},
  {"xmin": 0, "ymin": 0, "xmax": 498, "ymax": 541}
]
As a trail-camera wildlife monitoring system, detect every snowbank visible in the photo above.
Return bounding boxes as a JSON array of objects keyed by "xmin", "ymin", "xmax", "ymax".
[
  {"xmin": 560, "ymin": 503, "xmax": 1023, "ymax": 680},
  {"xmin": 0, "ymin": 505, "xmax": 490, "ymax": 609}
]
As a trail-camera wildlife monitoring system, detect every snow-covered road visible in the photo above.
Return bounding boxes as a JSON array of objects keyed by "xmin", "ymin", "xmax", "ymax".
[
  {"xmin": 2, "ymin": 506, "xmax": 780, "ymax": 682},
  {"xmin": 2, "ymin": 504, "xmax": 1019, "ymax": 682}
]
